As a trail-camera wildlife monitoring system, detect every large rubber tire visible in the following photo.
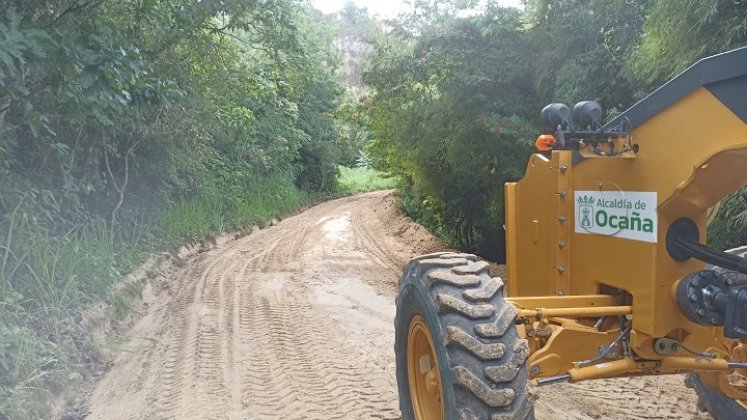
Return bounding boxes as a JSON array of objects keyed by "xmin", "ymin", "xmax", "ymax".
[
  {"xmin": 395, "ymin": 252, "xmax": 534, "ymax": 419},
  {"xmin": 685, "ymin": 246, "xmax": 747, "ymax": 420},
  {"xmin": 685, "ymin": 374, "xmax": 747, "ymax": 419}
]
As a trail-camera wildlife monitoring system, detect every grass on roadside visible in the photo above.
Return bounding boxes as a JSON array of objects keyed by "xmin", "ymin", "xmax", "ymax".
[
  {"xmin": 158, "ymin": 175, "xmax": 311, "ymax": 242},
  {"xmin": 337, "ymin": 166, "xmax": 398, "ymax": 195},
  {"xmin": 0, "ymin": 175, "xmax": 316, "ymax": 419},
  {"xmin": 0, "ymin": 212, "xmax": 133, "ymax": 419}
]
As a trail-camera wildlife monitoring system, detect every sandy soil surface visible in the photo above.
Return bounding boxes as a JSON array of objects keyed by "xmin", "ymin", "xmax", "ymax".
[{"xmin": 86, "ymin": 191, "xmax": 711, "ymax": 420}]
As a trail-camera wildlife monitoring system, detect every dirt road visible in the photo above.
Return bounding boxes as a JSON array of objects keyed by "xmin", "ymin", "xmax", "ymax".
[{"xmin": 87, "ymin": 191, "xmax": 710, "ymax": 420}]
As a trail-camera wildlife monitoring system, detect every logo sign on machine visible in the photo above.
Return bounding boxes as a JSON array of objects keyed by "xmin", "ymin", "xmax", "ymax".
[{"xmin": 574, "ymin": 191, "xmax": 658, "ymax": 243}]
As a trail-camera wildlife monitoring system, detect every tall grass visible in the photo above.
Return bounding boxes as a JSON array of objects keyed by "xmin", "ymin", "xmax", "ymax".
[
  {"xmin": 228, "ymin": 176, "xmax": 309, "ymax": 224},
  {"xmin": 337, "ymin": 166, "xmax": 398, "ymax": 194},
  {"xmin": 158, "ymin": 194, "xmax": 228, "ymax": 241},
  {"xmin": 158, "ymin": 175, "xmax": 310, "ymax": 242},
  {"xmin": 0, "ymin": 174, "xmax": 316, "ymax": 418},
  {"xmin": 0, "ymin": 210, "xmax": 122, "ymax": 418}
]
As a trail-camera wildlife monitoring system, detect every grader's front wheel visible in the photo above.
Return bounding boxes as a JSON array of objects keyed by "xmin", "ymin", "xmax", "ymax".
[
  {"xmin": 395, "ymin": 252, "xmax": 534, "ymax": 419},
  {"xmin": 407, "ymin": 314, "xmax": 445, "ymax": 418}
]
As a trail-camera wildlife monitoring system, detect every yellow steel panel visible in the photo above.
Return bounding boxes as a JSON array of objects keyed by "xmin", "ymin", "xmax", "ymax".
[
  {"xmin": 504, "ymin": 182, "xmax": 519, "ymax": 296},
  {"xmin": 505, "ymin": 153, "xmax": 564, "ymax": 296},
  {"xmin": 508, "ymin": 294, "xmax": 618, "ymax": 309},
  {"xmin": 554, "ymin": 153, "xmax": 573, "ymax": 294},
  {"xmin": 507, "ymin": 87, "xmax": 747, "ymax": 348}
]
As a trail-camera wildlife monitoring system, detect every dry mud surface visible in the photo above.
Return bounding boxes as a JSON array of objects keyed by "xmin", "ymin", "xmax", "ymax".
[{"xmin": 88, "ymin": 191, "xmax": 711, "ymax": 420}]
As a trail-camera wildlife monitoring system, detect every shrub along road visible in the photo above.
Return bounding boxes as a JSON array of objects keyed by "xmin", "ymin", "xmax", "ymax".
[{"xmin": 87, "ymin": 191, "xmax": 710, "ymax": 419}]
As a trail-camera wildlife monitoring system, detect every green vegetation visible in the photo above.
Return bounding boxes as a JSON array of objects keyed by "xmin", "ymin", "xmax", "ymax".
[
  {"xmin": 158, "ymin": 174, "xmax": 310, "ymax": 241},
  {"xmin": 0, "ymin": 1, "xmax": 356, "ymax": 417},
  {"xmin": 0, "ymin": 209, "xmax": 141, "ymax": 417},
  {"xmin": 363, "ymin": 0, "xmax": 747, "ymax": 260},
  {"xmin": 337, "ymin": 166, "xmax": 397, "ymax": 194},
  {"xmin": 633, "ymin": 0, "xmax": 747, "ymax": 86}
]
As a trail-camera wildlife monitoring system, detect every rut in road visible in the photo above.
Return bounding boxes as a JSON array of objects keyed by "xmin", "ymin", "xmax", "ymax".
[
  {"xmin": 87, "ymin": 191, "xmax": 711, "ymax": 420},
  {"xmin": 88, "ymin": 192, "xmax": 424, "ymax": 420}
]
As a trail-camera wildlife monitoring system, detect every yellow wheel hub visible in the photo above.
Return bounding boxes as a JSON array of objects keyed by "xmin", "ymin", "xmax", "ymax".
[{"xmin": 407, "ymin": 315, "xmax": 444, "ymax": 420}]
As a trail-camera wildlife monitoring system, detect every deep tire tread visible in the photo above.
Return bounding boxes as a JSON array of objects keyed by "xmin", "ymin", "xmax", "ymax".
[
  {"xmin": 445, "ymin": 326, "xmax": 506, "ymax": 360},
  {"xmin": 396, "ymin": 252, "xmax": 534, "ymax": 420},
  {"xmin": 464, "ymin": 277, "xmax": 504, "ymax": 302},
  {"xmin": 475, "ymin": 304, "xmax": 518, "ymax": 339},
  {"xmin": 451, "ymin": 366, "xmax": 515, "ymax": 407},
  {"xmin": 685, "ymin": 373, "xmax": 747, "ymax": 420},
  {"xmin": 428, "ymin": 269, "xmax": 482, "ymax": 288},
  {"xmin": 452, "ymin": 260, "xmax": 491, "ymax": 275},
  {"xmin": 436, "ymin": 293, "xmax": 496, "ymax": 319}
]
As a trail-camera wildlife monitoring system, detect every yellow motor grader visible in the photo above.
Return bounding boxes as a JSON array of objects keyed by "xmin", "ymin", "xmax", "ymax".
[{"xmin": 394, "ymin": 46, "xmax": 747, "ymax": 419}]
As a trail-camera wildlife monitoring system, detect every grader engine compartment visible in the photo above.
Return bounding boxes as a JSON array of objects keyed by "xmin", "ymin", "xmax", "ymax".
[{"xmin": 394, "ymin": 46, "xmax": 747, "ymax": 420}]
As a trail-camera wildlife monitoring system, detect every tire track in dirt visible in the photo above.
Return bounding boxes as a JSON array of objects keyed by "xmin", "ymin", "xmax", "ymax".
[
  {"xmin": 86, "ymin": 191, "xmax": 711, "ymax": 420},
  {"xmin": 154, "ymin": 251, "xmax": 234, "ymax": 419},
  {"xmin": 87, "ymin": 192, "xmax": 407, "ymax": 420}
]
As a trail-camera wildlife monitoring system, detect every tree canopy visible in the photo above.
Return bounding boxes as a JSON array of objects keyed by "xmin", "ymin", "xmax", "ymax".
[{"xmin": 363, "ymin": 0, "xmax": 747, "ymax": 260}]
